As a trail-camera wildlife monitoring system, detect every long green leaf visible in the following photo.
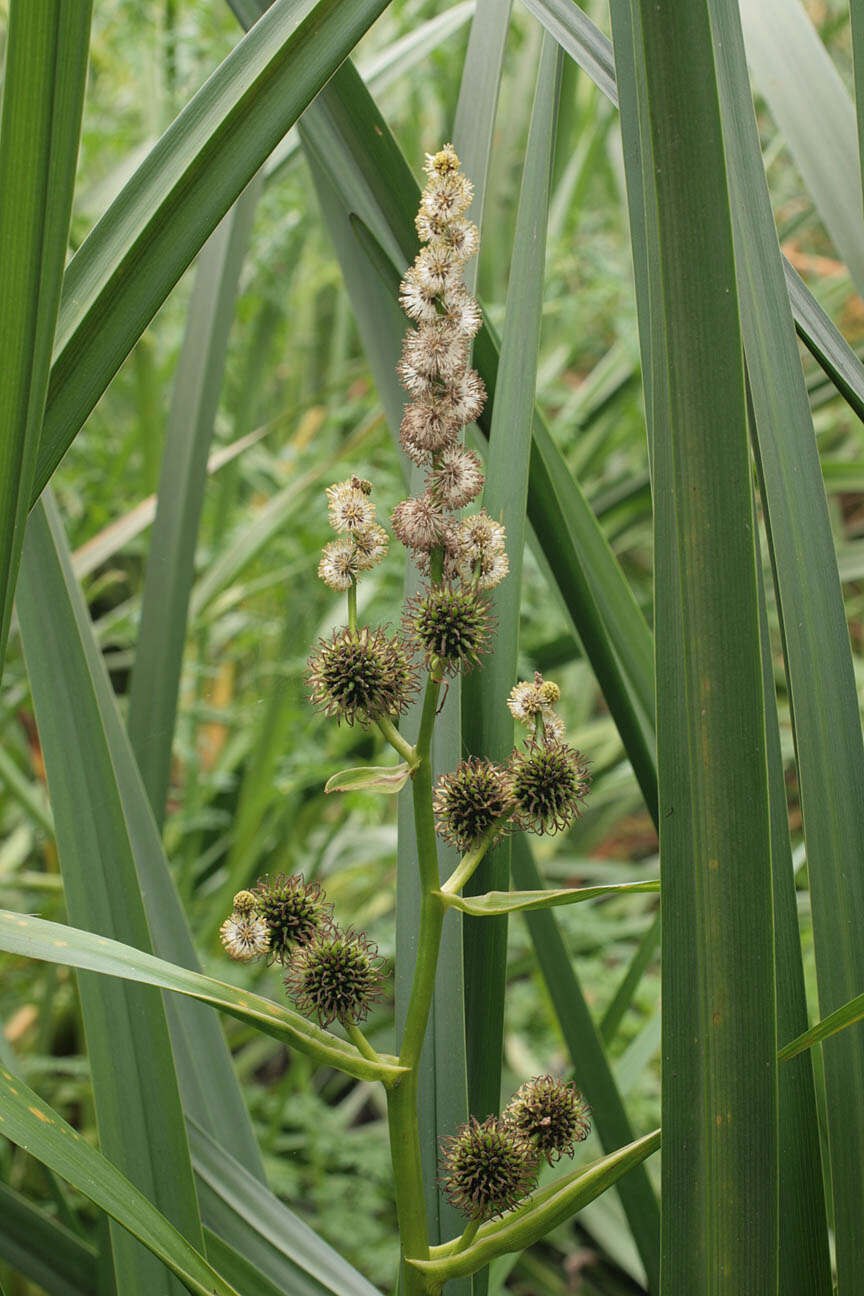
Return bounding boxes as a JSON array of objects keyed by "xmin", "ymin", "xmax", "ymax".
[
  {"xmin": 127, "ymin": 179, "xmax": 261, "ymax": 826},
  {"xmin": 525, "ymin": 0, "xmax": 864, "ymax": 433},
  {"xmin": 0, "ymin": 909, "xmax": 403, "ymax": 1086},
  {"xmin": 462, "ymin": 28, "xmax": 562, "ymax": 1126},
  {"xmin": 17, "ymin": 490, "xmax": 268, "ymax": 1185},
  {"xmin": 0, "ymin": 0, "xmax": 90, "ymax": 675},
  {"xmin": 779, "ymin": 995, "xmax": 864, "ymax": 1062},
  {"xmin": 637, "ymin": 4, "xmax": 777, "ymax": 1292},
  {"xmin": 752, "ymin": 499, "xmax": 830, "ymax": 1291},
  {"xmin": 32, "ymin": 0, "xmax": 394, "ymax": 498},
  {"xmin": 0, "ymin": 1180, "xmax": 97, "ymax": 1296},
  {"xmin": 706, "ymin": 1, "xmax": 847, "ymax": 1286},
  {"xmin": 439, "ymin": 879, "xmax": 659, "ymax": 915},
  {"xmin": 853, "ymin": 0, "xmax": 864, "ymax": 214},
  {"xmin": 190, "ymin": 1120, "xmax": 383, "ymax": 1296},
  {"xmin": 739, "ymin": 0, "xmax": 864, "ymax": 296},
  {"xmin": 410, "ymin": 1131, "xmax": 660, "ymax": 1284},
  {"xmin": 18, "ymin": 498, "xmax": 204, "ymax": 1296},
  {"xmin": 708, "ymin": 0, "xmax": 864, "ymax": 1285},
  {"xmin": 0, "ymin": 1067, "xmax": 240, "ymax": 1296}
]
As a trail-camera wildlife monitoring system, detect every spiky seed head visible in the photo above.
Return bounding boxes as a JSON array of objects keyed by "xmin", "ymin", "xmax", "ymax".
[
  {"xmin": 503, "ymin": 1075, "xmax": 592, "ymax": 1164},
  {"xmin": 429, "ymin": 447, "xmax": 485, "ymax": 510},
  {"xmin": 441, "ymin": 1116, "xmax": 540, "ymax": 1221},
  {"xmin": 509, "ymin": 740, "xmax": 590, "ymax": 834},
  {"xmin": 307, "ymin": 626, "xmax": 417, "ymax": 726},
  {"xmin": 285, "ymin": 927, "xmax": 384, "ymax": 1027},
  {"xmin": 219, "ymin": 912, "xmax": 270, "ymax": 963},
  {"xmin": 254, "ymin": 873, "xmax": 333, "ymax": 964},
  {"xmin": 232, "ymin": 890, "xmax": 258, "ymax": 915},
  {"xmin": 317, "ymin": 537, "xmax": 361, "ymax": 592},
  {"xmin": 433, "ymin": 758, "xmax": 514, "ymax": 850},
  {"xmin": 404, "ymin": 583, "xmax": 493, "ymax": 675}
]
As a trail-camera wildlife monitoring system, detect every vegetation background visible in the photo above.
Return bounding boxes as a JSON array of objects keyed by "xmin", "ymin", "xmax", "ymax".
[{"xmin": 1, "ymin": 0, "xmax": 862, "ymax": 1292}]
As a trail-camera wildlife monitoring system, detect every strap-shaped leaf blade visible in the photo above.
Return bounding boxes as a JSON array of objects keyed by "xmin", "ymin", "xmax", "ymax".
[
  {"xmin": 0, "ymin": 909, "xmax": 403, "ymax": 1086},
  {"xmin": 0, "ymin": 1067, "xmax": 240, "ymax": 1296},
  {"xmin": 0, "ymin": 0, "xmax": 90, "ymax": 674},
  {"xmin": 32, "ymin": 0, "xmax": 394, "ymax": 499}
]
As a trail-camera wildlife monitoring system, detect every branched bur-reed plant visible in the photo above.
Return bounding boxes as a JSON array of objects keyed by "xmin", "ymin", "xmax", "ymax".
[{"xmin": 219, "ymin": 147, "xmax": 599, "ymax": 1293}]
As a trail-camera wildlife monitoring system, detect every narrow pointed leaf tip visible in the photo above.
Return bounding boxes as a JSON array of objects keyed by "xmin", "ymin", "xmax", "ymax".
[
  {"xmin": 437, "ymin": 879, "xmax": 659, "ymax": 915},
  {"xmin": 325, "ymin": 761, "xmax": 412, "ymax": 793}
]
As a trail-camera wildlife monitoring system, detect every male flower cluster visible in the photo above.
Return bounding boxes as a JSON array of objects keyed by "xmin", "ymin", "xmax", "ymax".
[
  {"xmin": 393, "ymin": 145, "xmax": 508, "ymax": 674},
  {"xmin": 219, "ymin": 875, "xmax": 384, "ymax": 1028},
  {"xmin": 317, "ymin": 475, "xmax": 388, "ymax": 592},
  {"xmin": 441, "ymin": 1075, "xmax": 591, "ymax": 1220}
]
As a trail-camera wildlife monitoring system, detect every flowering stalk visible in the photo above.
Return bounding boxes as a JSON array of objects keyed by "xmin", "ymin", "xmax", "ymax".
[{"xmin": 217, "ymin": 146, "xmax": 597, "ymax": 1293}]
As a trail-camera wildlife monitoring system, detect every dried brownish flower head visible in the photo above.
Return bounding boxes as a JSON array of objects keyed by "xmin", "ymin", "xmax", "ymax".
[{"xmin": 503, "ymin": 1075, "xmax": 591, "ymax": 1164}]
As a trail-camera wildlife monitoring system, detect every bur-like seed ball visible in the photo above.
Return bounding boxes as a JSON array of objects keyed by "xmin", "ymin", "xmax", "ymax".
[
  {"xmin": 433, "ymin": 758, "xmax": 514, "ymax": 851},
  {"xmin": 404, "ymin": 583, "xmax": 493, "ymax": 675},
  {"xmin": 441, "ymin": 1116, "xmax": 540, "ymax": 1221},
  {"xmin": 509, "ymin": 740, "xmax": 590, "ymax": 834},
  {"xmin": 503, "ymin": 1075, "xmax": 592, "ymax": 1164},
  {"xmin": 307, "ymin": 626, "xmax": 417, "ymax": 726},
  {"xmin": 254, "ymin": 873, "xmax": 332, "ymax": 964},
  {"xmin": 285, "ymin": 927, "xmax": 384, "ymax": 1027},
  {"xmin": 219, "ymin": 912, "xmax": 270, "ymax": 963}
]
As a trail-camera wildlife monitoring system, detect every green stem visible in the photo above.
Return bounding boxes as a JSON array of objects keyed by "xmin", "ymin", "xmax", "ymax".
[
  {"xmin": 387, "ymin": 1077, "xmax": 429, "ymax": 1296},
  {"xmin": 440, "ymin": 825, "xmax": 501, "ymax": 896},
  {"xmin": 347, "ymin": 579, "xmax": 358, "ymax": 633},
  {"xmin": 457, "ymin": 1219, "xmax": 480, "ymax": 1252},
  {"xmin": 387, "ymin": 669, "xmax": 445, "ymax": 1292},
  {"xmin": 376, "ymin": 714, "xmax": 416, "ymax": 765},
  {"xmin": 346, "ymin": 1022, "xmax": 380, "ymax": 1062}
]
